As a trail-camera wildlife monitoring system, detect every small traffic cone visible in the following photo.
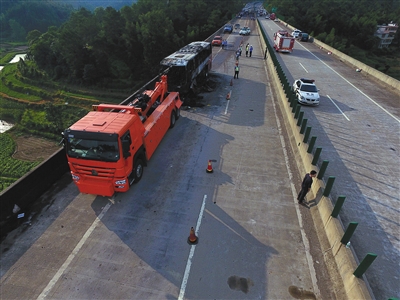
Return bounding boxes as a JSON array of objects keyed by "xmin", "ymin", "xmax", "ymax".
[
  {"xmin": 230, "ymin": 78, "xmax": 233, "ymax": 86},
  {"xmin": 206, "ymin": 160, "xmax": 214, "ymax": 173},
  {"xmin": 226, "ymin": 92, "xmax": 231, "ymax": 100},
  {"xmin": 188, "ymin": 227, "xmax": 198, "ymax": 244}
]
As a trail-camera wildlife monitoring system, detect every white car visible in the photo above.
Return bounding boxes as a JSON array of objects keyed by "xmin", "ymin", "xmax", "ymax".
[
  {"xmin": 239, "ymin": 27, "xmax": 251, "ymax": 35},
  {"xmin": 293, "ymin": 78, "xmax": 320, "ymax": 105},
  {"xmin": 291, "ymin": 29, "xmax": 302, "ymax": 38}
]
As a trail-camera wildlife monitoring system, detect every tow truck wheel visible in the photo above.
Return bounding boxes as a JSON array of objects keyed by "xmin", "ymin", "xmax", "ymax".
[
  {"xmin": 175, "ymin": 107, "xmax": 180, "ymax": 120},
  {"xmin": 130, "ymin": 158, "xmax": 144, "ymax": 184},
  {"xmin": 169, "ymin": 111, "xmax": 176, "ymax": 128}
]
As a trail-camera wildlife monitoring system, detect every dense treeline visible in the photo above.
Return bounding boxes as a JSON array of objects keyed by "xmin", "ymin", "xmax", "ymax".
[
  {"xmin": 266, "ymin": 0, "xmax": 400, "ymax": 52},
  {"xmin": 59, "ymin": 0, "xmax": 136, "ymax": 11},
  {"xmin": 25, "ymin": 0, "xmax": 243, "ymax": 86},
  {"xmin": 0, "ymin": 0, "xmax": 74, "ymax": 41}
]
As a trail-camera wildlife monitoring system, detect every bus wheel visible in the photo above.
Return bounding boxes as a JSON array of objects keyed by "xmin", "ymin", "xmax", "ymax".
[{"xmin": 170, "ymin": 111, "xmax": 176, "ymax": 128}]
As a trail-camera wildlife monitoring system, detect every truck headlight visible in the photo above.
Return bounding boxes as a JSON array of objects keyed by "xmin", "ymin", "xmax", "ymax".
[
  {"xmin": 72, "ymin": 174, "xmax": 80, "ymax": 181},
  {"xmin": 115, "ymin": 179, "xmax": 126, "ymax": 185}
]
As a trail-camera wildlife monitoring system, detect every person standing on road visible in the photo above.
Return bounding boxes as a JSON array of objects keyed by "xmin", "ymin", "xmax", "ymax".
[
  {"xmin": 245, "ymin": 43, "xmax": 249, "ymax": 57},
  {"xmin": 249, "ymin": 45, "xmax": 253, "ymax": 57},
  {"xmin": 297, "ymin": 170, "xmax": 317, "ymax": 204},
  {"xmin": 234, "ymin": 64, "xmax": 240, "ymax": 79}
]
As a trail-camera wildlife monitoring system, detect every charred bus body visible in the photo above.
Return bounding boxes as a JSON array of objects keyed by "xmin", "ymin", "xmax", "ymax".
[{"xmin": 160, "ymin": 41, "xmax": 212, "ymax": 98}]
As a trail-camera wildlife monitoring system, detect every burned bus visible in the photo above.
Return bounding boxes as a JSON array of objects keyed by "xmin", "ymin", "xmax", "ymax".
[{"xmin": 160, "ymin": 41, "xmax": 212, "ymax": 96}]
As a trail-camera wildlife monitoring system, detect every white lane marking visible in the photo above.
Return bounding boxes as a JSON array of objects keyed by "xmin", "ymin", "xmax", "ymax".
[
  {"xmin": 299, "ymin": 62, "xmax": 309, "ymax": 73},
  {"xmin": 295, "ymin": 42, "xmax": 400, "ymax": 123},
  {"xmin": 37, "ymin": 201, "xmax": 112, "ymax": 300},
  {"xmin": 326, "ymin": 94, "xmax": 350, "ymax": 121},
  {"xmin": 178, "ymin": 194, "xmax": 207, "ymax": 300},
  {"xmin": 225, "ymin": 90, "xmax": 232, "ymax": 114},
  {"xmin": 263, "ymin": 62, "xmax": 321, "ymax": 298}
]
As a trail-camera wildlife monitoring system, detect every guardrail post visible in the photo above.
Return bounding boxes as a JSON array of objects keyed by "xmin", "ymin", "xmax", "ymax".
[
  {"xmin": 323, "ymin": 176, "xmax": 335, "ymax": 197},
  {"xmin": 311, "ymin": 147, "xmax": 322, "ymax": 165},
  {"xmin": 297, "ymin": 111, "xmax": 304, "ymax": 126},
  {"xmin": 331, "ymin": 195, "xmax": 346, "ymax": 218},
  {"xmin": 307, "ymin": 136, "xmax": 317, "ymax": 153},
  {"xmin": 290, "ymin": 96, "xmax": 296, "ymax": 107},
  {"xmin": 303, "ymin": 127, "xmax": 311, "ymax": 143},
  {"xmin": 292, "ymin": 100, "xmax": 298, "ymax": 113},
  {"xmin": 300, "ymin": 118, "xmax": 308, "ymax": 134},
  {"xmin": 340, "ymin": 222, "xmax": 358, "ymax": 244},
  {"xmin": 294, "ymin": 106, "xmax": 301, "ymax": 119},
  {"xmin": 317, "ymin": 160, "xmax": 329, "ymax": 179},
  {"xmin": 353, "ymin": 253, "xmax": 378, "ymax": 278}
]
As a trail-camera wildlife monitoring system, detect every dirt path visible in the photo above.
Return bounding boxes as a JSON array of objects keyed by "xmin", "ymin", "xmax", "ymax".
[{"xmin": 12, "ymin": 135, "xmax": 62, "ymax": 162}]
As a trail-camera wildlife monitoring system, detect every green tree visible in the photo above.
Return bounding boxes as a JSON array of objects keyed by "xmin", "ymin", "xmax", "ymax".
[
  {"xmin": 137, "ymin": 9, "xmax": 180, "ymax": 75},
  {"xmin": 9, "ymin": 19, "xmax": 26, "ymax": 41}
]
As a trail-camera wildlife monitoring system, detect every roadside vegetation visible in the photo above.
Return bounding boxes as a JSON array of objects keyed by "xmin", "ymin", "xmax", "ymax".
[{"xmin": 0, "ymin": 133, "xmax": 40, "ymax": 191}]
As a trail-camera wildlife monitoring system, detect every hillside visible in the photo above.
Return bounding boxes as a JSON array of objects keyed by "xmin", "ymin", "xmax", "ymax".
[{"xmin": 0, "ymin": 0, "xmax": 136, "ymax": 42}]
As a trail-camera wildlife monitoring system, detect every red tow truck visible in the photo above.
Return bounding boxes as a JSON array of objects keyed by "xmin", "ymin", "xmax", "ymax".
[
  {"xmin": 273, "ymin": 30, "xmax": 295, "ymax": 53},
  {"xmin": 62, "ymin": 75, "xmax": 182, "ymax": 197}
]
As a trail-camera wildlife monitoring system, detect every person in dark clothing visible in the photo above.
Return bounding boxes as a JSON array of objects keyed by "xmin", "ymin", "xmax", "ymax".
[{"xmin": 297, "ymin": 170, "xmax": 317, "ymax": 203}]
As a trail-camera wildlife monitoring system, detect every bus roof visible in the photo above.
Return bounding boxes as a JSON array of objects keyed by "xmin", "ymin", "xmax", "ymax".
[{"xmin": 160, "ymin": 41, "xmax": 210, "ymax": 67}]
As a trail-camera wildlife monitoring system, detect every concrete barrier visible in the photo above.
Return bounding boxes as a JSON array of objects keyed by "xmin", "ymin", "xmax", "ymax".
[
  {"xmin": 0, "ymin": 148, "xmax": 68, "ymax": 235},
  {"xmin": 257, "ymin": 20, "xmax": 373, "ymax": 299}
]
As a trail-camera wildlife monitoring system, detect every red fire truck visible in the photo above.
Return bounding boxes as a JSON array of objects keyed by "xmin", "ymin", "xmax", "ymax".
[{"xmin": 273, "ymin": 30, "xmax": 295, "ymax": 53}]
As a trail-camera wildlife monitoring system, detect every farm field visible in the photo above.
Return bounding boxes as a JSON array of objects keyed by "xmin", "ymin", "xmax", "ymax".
[{"xmin": 0, "ymin": 133, "xmax": 45, "ymax": 191}]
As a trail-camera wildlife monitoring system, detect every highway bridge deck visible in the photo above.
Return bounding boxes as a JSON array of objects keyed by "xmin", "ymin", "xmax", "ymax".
[{"xmin": 1, "ymin": 15, "xmax": 399, "ymax": 300}]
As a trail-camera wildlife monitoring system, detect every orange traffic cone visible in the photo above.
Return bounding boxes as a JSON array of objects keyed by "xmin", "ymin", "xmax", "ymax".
[
  {"xmin": 188, "ymin": 227, "xmax": 198, "ymax": 244},
  {"xmin": 206, "ymin": 160, "xmax": 214, "ymax": 173},
  {"xmin": 226, "ymin": 92, "xmax": 231, "ymax": 100},
  {"xmin": 230, "ymin": 78, "xmax": 233, "ymax": 86}
]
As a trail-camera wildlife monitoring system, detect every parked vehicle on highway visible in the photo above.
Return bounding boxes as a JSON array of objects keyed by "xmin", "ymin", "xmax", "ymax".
[
  {"xmin": 223, "ymin": 24, "xmax": 233, "ymax": 33},
  {"xmin": 63, "ymin": 75, "xmax": 182, "ymax": 197},
  {"xmin": 292, "ymin": 78, "xmax": 320, "ymax": 105},
  {"xmin": 291, "ymin": 29, "xmax": 302, "ymax": 38},
  {"xmin": 211, "ymin": 36, "xmax": 223, "ymax": 46},
  {"xmin": 273, "ymin": 30, "xmax": 295, "ymax": 53},
  {"xmin": 234, "ymin": 23, "xmax": 241, "ymax": 30},
  {"xmin": 239, "ymin": 27, "xmax": 251, "ymax": 35},
  {"xmin": 299, "ymin": 32, "xmax": 309, "ymax": 42},
  {"xmin": 160, "ymin": 41, "xmax": 212, "ymax": 96},
  {"xmin": 269, "ymin": 13, "xmax": 276, "ymax": 20}
]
